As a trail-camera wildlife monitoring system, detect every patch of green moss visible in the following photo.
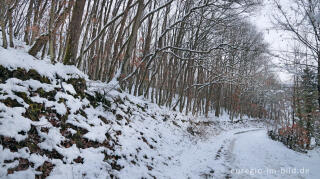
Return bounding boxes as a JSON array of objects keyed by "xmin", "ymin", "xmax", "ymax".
[
  {"xmin": 73, "ymin": 130, "xmax": 84, "ymax": 148},
  {"xmin": 57, "ymin": 98, "xmax": 66, "ymax": 104},
  {"xmin": 12, "ymin": 67, "xmax": 28, "ymax": 80},
  {"xmin": 85, "ymin": 92, "xmax": 112, "ymax": 109},
  {"xmin": 24, "ymin": 103, "xmax": 44, "ymax": 121},
  {"xmin": 0, "ymin": 65, "xmax": 51, "ymax": 83},
  {"xmin": 85, "ymin": 93, "xmax": 98, "ymax": 108},
  {"xmin": 96, "ymin": 92, "xmax": 111, "ymax": 109},
  {"xmin": 60, "ymin": 114, "xmax": 69, "ymax": 131},
  {"xmin": 67, "ymin": 78, "xmax": 86, "ymax": 98},
  {"xmin": 0, "ymin": 65, "xmax": 10, "ymax": 83},
  {"xmin": 27, "ymin": 69, "xmax": 50, "ymax": 84},
  {"xmin": 35, "ymin": 88, "xmax": 56, "ymax": 101},
  {"xmin": 66, "ymin": 123, "xmax": 88, "ymax": 135},
  {"xmin": 13, "ymin": 91, "xmax": 32, "ymax": 104},
  {"xmin": 75, "ymin": 109, "xmax": 87, "ymax": 118},
  {"xmin": 0, "ymin": 98, "xmax": 23, "ymax": 107}
]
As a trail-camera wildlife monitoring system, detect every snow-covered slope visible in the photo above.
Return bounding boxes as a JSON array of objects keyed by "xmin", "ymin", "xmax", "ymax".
[
  {"xmin": 0, "ymin": 45, "xmax": 194, "ymax": 178},
  {"xmin": 1, "ymin": 44, "xmax": 254, "ymax": 178},
  {"xmin": 1, "ymin": 43, "xmax": 319, "ymax": 179}
]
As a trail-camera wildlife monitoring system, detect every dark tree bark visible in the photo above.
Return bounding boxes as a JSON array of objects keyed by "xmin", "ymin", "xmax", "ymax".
[
  {"xmin": 63, "ymin": 0, "xmax": 86, "ymax": 65},
  {"xmin": 28, "ymin": 34, "xmax": 49, "ymax": 56},
  {"xmin": 8, "ymin": 0, "xmax": 18, "ymax": 48},
  {"xmin": 28, "ymin": 0, "xmax": 73, "ymax": 58},
  {"xmin": 119, "ymin": 0, "xmax": 144, "ymax": 80},
  {"xmin": 0, "ymin": 0, "xmax": 7, "ymax": 49},
  {"xmin": 24, "ymin": 0, "xmax": 34, "ymax": 45},
  {"xmin": 48, "ymin": 0, "xmax": 57, "ymax": 63},
  {"xmin": 318, "ymin": 55, "xmax": 320, "ymax": 110}
]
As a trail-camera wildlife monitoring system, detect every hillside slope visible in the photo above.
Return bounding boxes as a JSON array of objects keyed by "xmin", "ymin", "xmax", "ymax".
[
  {"xmin": 0, "ymin": 45, "xmax": 200, "ymax": 178},
  {"xmin": 0, "ymin": 43, "xmax": 262, "ymax": 179},
  {"xmin": 1, "ymin": 44, "xmax": 319, "ymax": 179}
]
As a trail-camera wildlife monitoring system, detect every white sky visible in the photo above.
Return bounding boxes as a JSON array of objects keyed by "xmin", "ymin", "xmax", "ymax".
[{"xmin": 249, "ymin": 0, "xmax": 293, "ymax": 83}]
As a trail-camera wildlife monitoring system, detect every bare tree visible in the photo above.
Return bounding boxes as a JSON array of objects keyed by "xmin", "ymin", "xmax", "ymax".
[
  {"xmin": 3, "ymin": 0, "xmax": 278, "ymax": 121},
  {"xmin": 0, "ymin": 0, "xmax": 8, "ymax": 49},
  {"xmin": 63, "ymin": 0, "xmax": 86, "ymax": 65},
  {"xmin": 273, "ymin": 0, "xmax": 320, "ymax": 109}
]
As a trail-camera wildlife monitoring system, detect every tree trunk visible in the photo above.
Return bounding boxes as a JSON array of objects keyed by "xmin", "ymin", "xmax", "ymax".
[
  {"xmin": 48, "ymin": 0, "xmax": 57, "ymax": 63},
  {"xmin": 0, "ymin": 0, "xmax": 7, "ymax": 49},
  {"xmin": 8, "ymin": 3, "xmax": 16, "ymax": 48},
  {"xmin": 215, "ymin": 84, "xmax": 221, "ymax": 117},
  {"xmin": 0, "ymin": 20, "xmax": 7, "ymax": 49},
  {"xmin": 119, "ymin": 0, "xmax": 144, "ymax": 80},
  {"xmin": 28, "ymin": 34, "xmax": 49, "ymax": 56},
  {"xmin": 318, "ymin": 54, "xmax": 320, "ymax": 110},
  {"xmin": 24, "ymin": 0, "xmax": 34, "ymax": 45},
  {"xmin": 63, "ymin": 0, "xmax": 86, "ymax": 65}
]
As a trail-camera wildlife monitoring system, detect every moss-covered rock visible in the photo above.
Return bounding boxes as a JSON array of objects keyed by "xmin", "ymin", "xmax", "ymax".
[
  {"xmin": 35, "ymin": 88, "xmax": 57, "ymax": 101},
  {"xmin": 13, "ymin": 91, "xmax": 32, "ymax": 104},
  {"xmin": 0, "ymin": 65, "xmax": 10, "ymax": 83},
  {"xmin": 67, "ymin": 78, "xmax": 86, "ymax": 97},
  {"xmin": 27, "ymin": 69, "xmax": 50, "ymax": 84},
  {"xmin": 0, "ymin": 65, "xmax": 50, "ymax": 84},
  {"xmin": 24, "ymin": 103, "xmax": 45, "ymax": 121},
  {"xmin": 12, "ymin": 68, "xmax": 28, "ymax": 81},
  {"xmin": 0, "ymin": 97, "xmax": 23, "ymax": 107},
  {"xmin": 85, "ymin": 91, "xmax": 112, "ymax": 109}
]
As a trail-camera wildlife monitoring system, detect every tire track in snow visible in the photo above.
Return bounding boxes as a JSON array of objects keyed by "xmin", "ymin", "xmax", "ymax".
[{"xmin": 205, "ymin": 128, "xmax": 264, "ymax": 179}]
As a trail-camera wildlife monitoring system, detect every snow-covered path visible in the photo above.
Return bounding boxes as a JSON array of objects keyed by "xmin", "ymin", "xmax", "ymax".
[
  {"xmin": 230, "ymin": 129, "xmax": 320, "ymax": 179},
  {"xmin": 164, "ymin": 128, "xmax": 320, "ymax": 179}
]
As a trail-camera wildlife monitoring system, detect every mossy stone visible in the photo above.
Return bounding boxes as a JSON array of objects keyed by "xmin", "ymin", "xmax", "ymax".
[
  {"xmin": 0, "ymin": 98, "xmax": 23, "ymax": 107},
  {"xmin": 24, "ymin": 103, "xmax": 44, "ymax": 121},
  {"xmin": 67, "ymin": 78, "xmax": 86, "ymax": 97},
  {"xmin": 14, "ymin": 91, "xmax": 32, "ymax": 104}
]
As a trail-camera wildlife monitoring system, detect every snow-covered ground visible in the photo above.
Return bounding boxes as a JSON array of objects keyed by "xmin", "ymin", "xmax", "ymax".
[
  {"xmin": 231, "ymin": 129, "xmax": 320, "ymax": 179},
  {"xmin": 161, "ymin": 127, "xmax": 263, "ymax": 178},
  {"xmin": 0, "ymin": 39, "xmax": 319, "ymax": 179},
  {"xmin": 155, "ymin": 127, "xmax": 320, "ymax": 179}
]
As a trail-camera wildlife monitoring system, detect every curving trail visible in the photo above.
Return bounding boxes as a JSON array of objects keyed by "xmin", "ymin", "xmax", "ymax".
[
  {"xmin": 229, "ymin": 129, "xmax": 320, "ymax": 179},
  {"xmin": 164, "ymin": 128, "xmax": 320, "ymax": 179}
]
